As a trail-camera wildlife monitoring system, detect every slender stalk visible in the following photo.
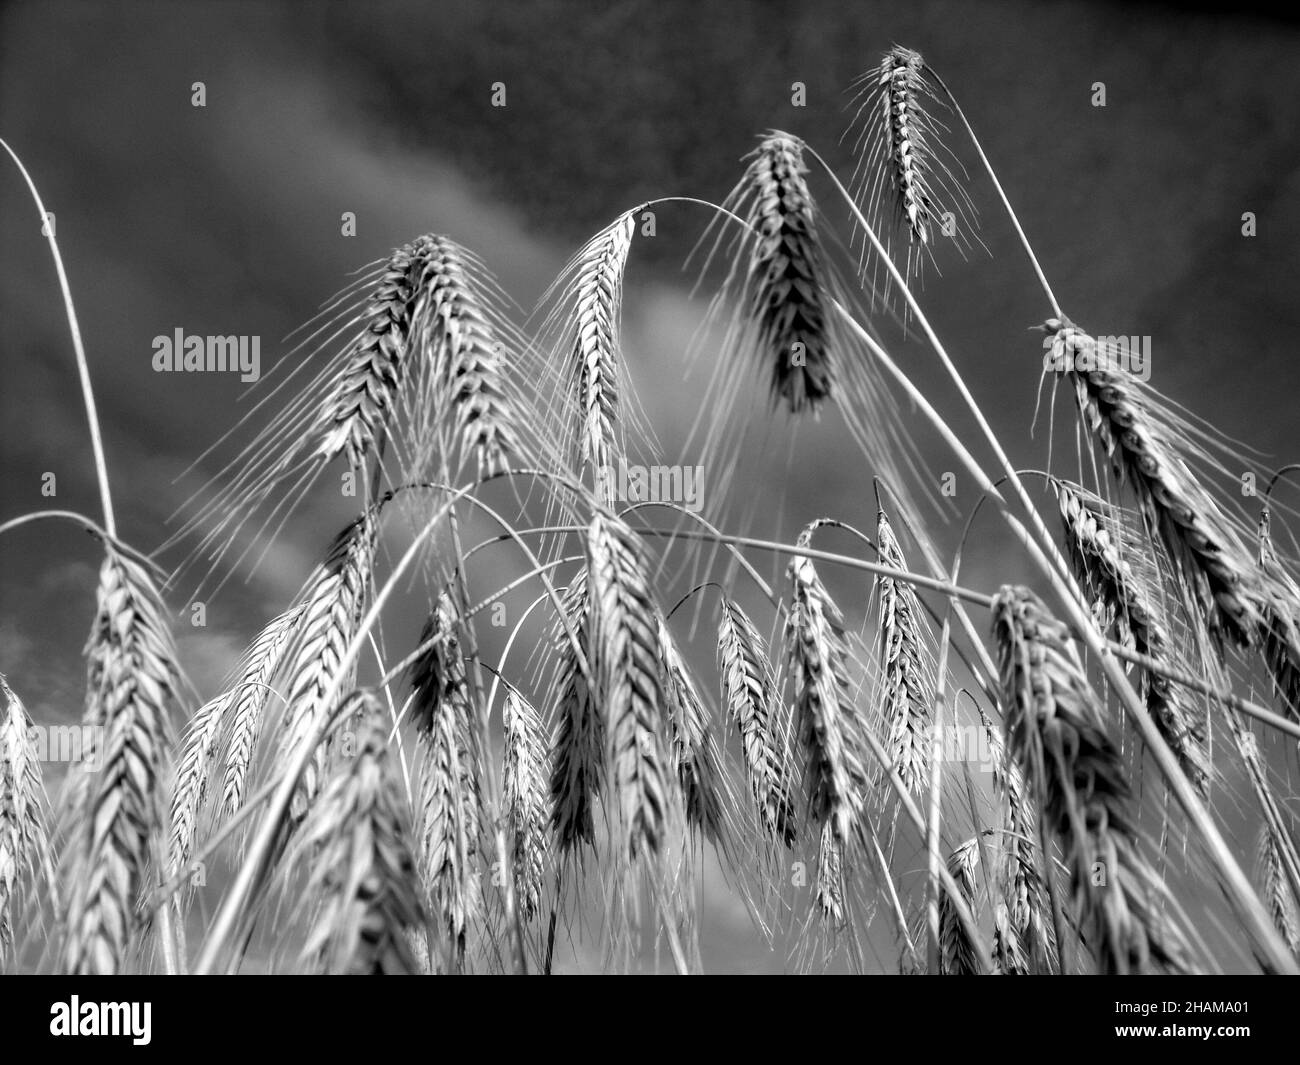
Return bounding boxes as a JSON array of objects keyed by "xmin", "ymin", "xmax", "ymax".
[{"xmin": 1, "ymin": 141, "xmax": 115, "ymax": 537}]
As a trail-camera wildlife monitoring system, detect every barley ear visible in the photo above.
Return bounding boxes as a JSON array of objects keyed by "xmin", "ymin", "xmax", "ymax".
[
  {"xmin": 992, "ymin": 584, "xmax": 1197, "ymax": 974},
  {"xmin": 502, "ymin": 689, "xmax": 549, "ymax": 924},
  {"xmin": 62, "ymin": 547, "xmax": 180, "ymax": 975},
  {"xmin": 298, "ymin": 689, "xmax": 426, "ymax": 974},
  {"xmin": 1, "ymin": 675, "xmax": 52, "ymax": 967}
]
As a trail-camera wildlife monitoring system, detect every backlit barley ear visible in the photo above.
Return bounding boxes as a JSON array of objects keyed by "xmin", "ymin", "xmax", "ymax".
[
  {"xmin": 418, "ymin": 236, "xmax": 522, "ymax": 477},
  {"xmin": 1254, "ymin": 548, "xmax": 1300, "ymax": 722},
  {"xmin": 410, "ymin": 592, "xmax": 481, "ymax": 957},
  {"xmin": 785, "ymin": 529, "xmax": 868, "ymax": 843},
  {"xmin": 815, "ymin": 818, "xmax": 845, "ymax": 924},
  {"xmin": 938, "ymin": 838, "xmax": 982, "ymax": 975},
  {"xmin": 735, "ymin": 133, "xmax": 834, "ymax": 413},
  {"xmin": 657, "ymin": 616, "xmax": 727, "ymax": 843},
  {"xmin": 1047, "ymin": 319, "xmax": 1260, "ymax": 649},
  {"xmin": 1056, "ymin": 481, "xmax": 1211, "ymax": 793},
  {"xmin": 549, "ymin": 572, "xmax": 603, "ymax": 852},
  {"xmin": 220, "ymin": 605, "xmax": 306, "ymax": 818},
  {"xmin": 278, "ymin": 514, "xmax": 378, "ymax": 825},
  {"xmin": 63, "ymin": 547, "xmax": 180, "ymax": 975},
  {"xmin": 1, "ymin": 675, "xmax": 51, "ymax": 967},
  {"xmin": 876, "ymin": 508, "xmax": 933, "ymax": 797},
  {"xmin": 992, "ymin": 900, "xmax": 1030, "ymax": 975},
  {"xmin": 979, "ymin": 706, "xmax": 1053, "ymax": 973},
  {"xmin": 502, "ymin": 689, "xmax": 549, "ymax": 923},
  {"xmin": 991, "ymin": 585, "xmax": 1197, "ymax": 974},
  {"xmin": 585, "ymin": 515, "xmax": 670, "ymax": 859},
  {"xmin": 718, "ymin": 598, "xmax": 797, "ymax": 846},
  {"xmin": 315, "ymin": 237, "xmax": 439, "ymax": 469},
  {"xmin": 1256, "ymin": 825, "xmax": 1300, "ymax": 957},
  {"xmin": 846, "ymin": 46, "xmax": 980, "ymax": 288},
  {"xmin": 168, "ymin": 691, "xmax": 229, "ymax": 881},
  {"xmin": 556, "ymin": 214, "xmax": 636, "ymax": 490},
  {"xmin": 298, "ymin": 690, "xmax": 426, "ymax": 974}
]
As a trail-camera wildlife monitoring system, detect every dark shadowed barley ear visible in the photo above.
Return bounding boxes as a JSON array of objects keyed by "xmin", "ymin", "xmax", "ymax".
[
  {"xmin": 410, "ymin": 590, "xmax": 481, "ymax": 958},
  {"xmin": 279, "ymin": 514, "xmax": 377, "ymax": 825},
  {"xmin": 738, "ymin": 133, "xmax": 833, "ymax": 413},
  {"xmin": 585, "ymin": 515, "xmax": 670, "ymax": 860},
  {"xmin": 314, "ymin": 237, "xmax": 440, "ymax": 469},
  {"xmin": 992, "ymin": 585, "xmax": 1197, "ymax": 974},
  {"xmin": 979, "ymin": 706, "xmax": 1053, "ymax": 973},
  {"xmin": 1056, "ymin": 481, "xmax": 1211, "ymax": 793},
  {"xmin": 1253, "ymin": 523, "xmax": 1300, "ymax": 721},
  {"xmin": 938, "ymin": 837, "xmax": 983, "ymax": 975},
  {"xmin": 1, "ymin": 675, "xmax": 51, "ymax": 967},
  {"xmin": 785, "ymin": 527, "xmax": 868, "ymax": 844},
  {"xmin": 219, "ymin": 605, "xmax": 305, "ymax": 818},
  {"xmin": 876, "ymin": 508, "xmax": 933, "ymax": 798},
  {"xmin": 502, "ymin": 689, "xmax": 549, "ymax": 923},
  {"xmin": 1256, "ymin": 825, "xmax": 1300, "ymax": 957},
  {"xmin": 549, "ymin": 571, "xmax": 603, "ymax": 852},
  {"xmin": 62, "ymin": 548, "xmax": 180, "ymax": 975},
  {"xmin": 298, "ymin": 690, "xmax": 425, "ymax": 974},
  {"xmin": 658, "ymin": 616, "xmax": 726, "ymax": 843},
  {"xmin": 718, "ymin": 598, "xmax": 797, "ymax": 846},
  {"xmin": 1047, "ymin": 319, "xmax": 1259, "ymax": 649},
  {"xmin": 568, "ymin": 214, "xmax": 635, "ymax": 490}
]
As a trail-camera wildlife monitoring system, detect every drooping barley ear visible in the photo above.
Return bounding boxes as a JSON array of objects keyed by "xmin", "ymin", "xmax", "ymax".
[
  {"xmin": 1254, "ymin": 543, "xmax": 1300, "ymax": 722},
  {"xmin": 278, "ymin": 513, "xmax": 377, "ymax": 825},
  {"xmin": 876, "ymin": 508, "xmax": 933, "ymax": 798},
  {"xmin": 815, "ymin": 818, "xmax": 845, "ymax": 924},
  {"xmin": 718, "ymin": 598, "xmax": 797, "ymax": 846},
  {"xmin": 410, "ymin": 591, "xmax": 481, "ymax": 957},
  {"xmin": 735, "ymin": 133, "xmax": 834, "ymax": 413},
  {"xmin": 938, "ymin": 838, "xmax": 983, "ymax": 975},
  {"xmin": 297, "ymin": 689, "xmax": 426, "ymax": 974},
  {"xmin": 417, "ymin": 236, "xmax": 522, "ymax": 477},
  {"xmin": 168, "ymin": 691, "xmax": 228, "ymax": 882},
  {"xmin": 585, "ymin": 515, "xmax": 670, "ymax": 860},
  {"xmin": 658, "ymin": 616, "xmax": 727, "ymax": 843},
  {"xmin": 563, "ymin": 214, "xmax": 636, "ymax": 491},
  {"xmin": 1046, "ymin": 319, "xmax": 1260, "ymax": 649},
  {"xmin": 1, "ymin": 675, "xmax": 51, "ymax": 966},
  {"xmin": 992, "ymin": 901, "xmax": 1030, "ymax": 975},
  {"xmin": 979, "ymin": 706, "xmax": 1053, "ymax": 973},
  {"xmin": 785, "ymin": 529, "xmax": 868, "ymax": 844},
  {"xmin": 1056, "ymin": 481, "xmax": 1211, "ymax": 793},
  {"xmin": 1256, "ymin": 825, "xmax": 1300, "ymax": 957},
  {"xmin": 62, "ymin": 547, "xmax": 180, "ymax": 975},
  {"xmin": 548, "ymin": 572, "xmax": 603, "ymax": 852},
  {"xmin": 219, "ymin": 605, "xmax": 305, "ymax": 819},
  {"xmin": 991, "ymin": 585, "xmax": 1197, "ymax": 974},
  {"xmin": 314, "ymin": 237, "xmax": 439, "ymax": 469},
  {"xmin": 845, "ymin": 46, "xmax": 980, "ymax": 288},
  {"xmin": 502, "ymin": 689, "xmax": 549, "ymax": 924}
]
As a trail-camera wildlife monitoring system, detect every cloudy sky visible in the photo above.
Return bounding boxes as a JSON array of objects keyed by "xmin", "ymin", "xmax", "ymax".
[{"xmin": 2, "ymin": 0, "xmax": 1297, "ymax": 971}]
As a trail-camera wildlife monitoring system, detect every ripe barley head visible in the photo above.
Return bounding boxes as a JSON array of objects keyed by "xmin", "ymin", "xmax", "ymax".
[
  {"xmin": 502, "ymin": 689, "xmax": 549, "ymax": 923},
  {"xmin": 992, "ymin": 584, "xmax": 1196, "ymax": 974},
  {"xmin": 63, "ymin": 548, "xmax": 180, "ymax": 975},
  {"xmin": 298, "ymin": 690, "xmax": 426, "ymax": 974},
  {"xmin": 1, "ymin": 675, "xmax": 50, "ymax": 966}
]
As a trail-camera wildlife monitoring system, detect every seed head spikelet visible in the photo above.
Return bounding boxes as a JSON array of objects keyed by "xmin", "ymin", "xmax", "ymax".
[
  {"xmin": 502, "ymin": 689, "xmax": 549, "ymax": 923},
  {"xmin": 0, "ymin": 676, "xmax": 51, "ymax": 966},
  {"xmin": 1256, "ymin": 825, "xmax": 1300, "ymax": 957},
  {"xmin": 992, "ymin": 585, "xmax": 1197, "ymax": 974},
  {"xmin": 585, "ymin": 515, "xmax": 670, "ymax": 859},
  {"xmin": 62, "ymin": 547, "xmax": 180, "ymax": 975},
  {"xmin": 718, "ymin": 598, "xmax": 797, "ymax": 846},
  {"xmin": 297, "ymin": 690, "xmax": 426, "ymax": 974},
  {"xmin": 549, "ymin": 572, "xmax": 603, "ymax": 852},
  {"xmin": 785, "ymin": 527, "xmax": 869, "ymax": 843},
  {"xmin": 938, "ymin": 838, "xmax": 983, "ymax": 975}
]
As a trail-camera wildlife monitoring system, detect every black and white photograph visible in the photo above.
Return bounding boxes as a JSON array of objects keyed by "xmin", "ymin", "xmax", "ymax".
[{"xmin": 0, "ymin": 0, "xmax": 1297, "ymax": 1014}]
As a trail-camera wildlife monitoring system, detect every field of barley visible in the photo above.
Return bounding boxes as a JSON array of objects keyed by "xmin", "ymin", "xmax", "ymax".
[{"xmin": 1, "ymin": 0, "xmax": 1298, "ymax": 975}]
